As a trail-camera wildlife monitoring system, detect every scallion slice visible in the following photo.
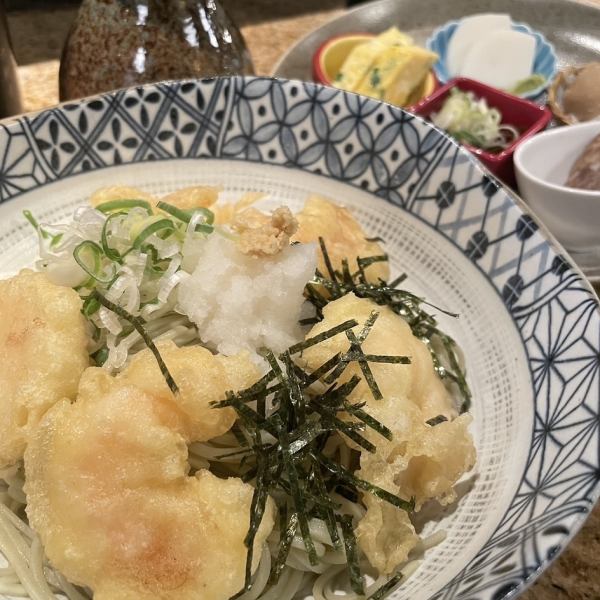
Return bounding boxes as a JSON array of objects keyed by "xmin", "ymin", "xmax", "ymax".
[
  {"xmin": 131, "ymin": 218, "xmax": 176, "ymax": 249},
  {"xmin": 156, "ymin": 200, "xmax": 214, "ymax": 233},
  {"xmin": 73, "ymin": 240, "xmax": 115, "ymax": 284},
  {"xmin": 95, "ymin": 199, "xmax": 153, "ymax": 214}
]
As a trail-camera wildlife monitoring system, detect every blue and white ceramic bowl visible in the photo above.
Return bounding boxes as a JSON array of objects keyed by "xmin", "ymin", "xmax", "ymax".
[
  {"xmin": 426, "ymin": 20, "xmax": 557, "ymax": 99},
  {"xmin": 0, "ymin": 78, "xmax": 598, "ymax": 600}
]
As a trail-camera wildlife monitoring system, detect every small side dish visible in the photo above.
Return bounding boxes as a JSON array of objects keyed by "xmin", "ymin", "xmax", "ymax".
[
  {"xmin": 313, "ymin": 28, "xmax": 438, "ymax": 108},
  {"xmin": 549, "ymin": 63, "xmax": 600, "ymax": 125},
  {"xmin": 427, "ymin": 13, "xmax": 556, "ymax": 99},
  {"xmin": 431, "ymin": 88, "xmax": 518, "ymax": 151},
  {"xmin": 414, "ymin": 78, "xmax": 552, "ymax": 184},
  {"xmin": 514, "ymin": 120, "xmax": 600, "ymax": 258}
]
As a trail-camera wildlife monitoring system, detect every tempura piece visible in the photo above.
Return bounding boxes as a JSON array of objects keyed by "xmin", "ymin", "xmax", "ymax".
[
  {"xmin": 212, "ymin": 192, "xmax": 266, "ymax": 224},
  {"xmin": 232, "ymin": 206, "xmax": 298, "ymax": 257},
  {"xmin": 25, "ymin": 368, "xmax": 274, "ymax": 600},
  {"xmin": 300, "ymin": 293, "xmax": 455, "ymax": 421},
  {"xmin": 0, "ymin": 270, "xmax": 89, "ymax": 468},
  {"xmin": 292, "ymin": 195, "xmax": 389, "ymax": 283},
  {"xmin": 90, "ymin": 185, "xmax": 221, "ymax": 213},
  {"xmin": 160, "ymin": 186, "xmax": 220, "ymax": 210},
  {"xmin": 113, "ymin": 340, "xmax": 260, "ymax": 441},
  {"xmin": 301, "ymin": 293, "xmax": 475, "ymax": 573},
  {"xmin": 90, "ymin": 185, "xmax": 156, "ymax": 207}
]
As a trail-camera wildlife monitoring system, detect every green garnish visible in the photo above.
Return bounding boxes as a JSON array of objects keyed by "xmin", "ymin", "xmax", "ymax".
[
  {"xmin": 73, "ymin": 240, "xmax": 116, "ymax": 284},
  {"xmin": 307, "ymin": 237, "xmax": 471, "ymax": 412},
  {"xmin": 90, "ymin": 346, "xmax": 109, "ymax": 367},
  {"xmin": 509, "ymin": 73, "xmax": 546, "ymax": 95},
  {"xmin": 335, "ymin": 72, "xmax": 344, "ymax": 82},
  {"xmin": 212, "ymin": 314, "xmax": 415, "ymax": 596},
  {"xmin": 94, "ymin": 199, "xmax": 153, "ymax": 214},
  {"xmin": 370, "ymin": 67, "xmax": 381, "ymax": 89},
  {"xmin": 340, "ymin": 514, "xmax": 365, "ymax": 595},
  {"xmin": 156, "ymin": 200, "xmax": 214, "ymax": 234},
  {"xmin": 270, "ymin": 508, "xmax": 298, "ymax": 584},
  {"xmin": 100, "ymin": 212, "xmax": 125, "ymax": 262},
  {"xmin": 131, "ymin": 218, "xmax": 176, "ymax": 249},
  {"xmin": 23, "ymin": 209, "xmax": 64, "ymax": 246}
]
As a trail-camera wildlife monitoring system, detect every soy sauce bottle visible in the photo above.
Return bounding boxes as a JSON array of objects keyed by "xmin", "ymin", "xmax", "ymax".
[
  {"xmin": 0, "ymin": 1, "xmax": 22, "ymax": 119},
  {"xmin": 59, "ymin": 0, "xmax": 254, "ymax": 101}
]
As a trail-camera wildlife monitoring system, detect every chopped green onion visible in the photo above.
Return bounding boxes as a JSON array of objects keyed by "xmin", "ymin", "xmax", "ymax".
[
  {"xmin": 95, "ymin": 199, "xmax": 153, "ymax": 214},
  {"xmin": 91, "ymin": 346, "xmax": 109, "ymax": 367},
  {"xmin": 23, "ymin": 210, "xmax": 63, "ymax": 246},
  {"xmin": 156, "ymin": 200, "xmax": 214, "ymax": 233},
  {"xmin": 82, "ymin": 294, "xmax": 101, "ymax": 317},
  {"xmin": 100, "ymin": 212, "xmax": 125, "ymax": 262},
  {"xmin": 73, "ymin": 241, "xmax": 115, "ymax": 284},
  {"xmin": 131, "ymin": 218, "xmax": 176, "ymax": 249},
  {"xmin": 23, "ymin": 210, "xmax": 48, "ymax": 238}
]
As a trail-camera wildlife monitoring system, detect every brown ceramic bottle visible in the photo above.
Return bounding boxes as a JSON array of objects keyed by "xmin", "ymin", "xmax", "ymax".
[
  {"xmin": 59, "ymin": 0, "xmax": 254, "ymax": 101},
  {"xmin": 0, "ymin": 0, "xmax": 22, "ymax": 119}
]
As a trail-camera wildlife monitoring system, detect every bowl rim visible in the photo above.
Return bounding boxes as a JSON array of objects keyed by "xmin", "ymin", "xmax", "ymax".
[
  {"xmin": 514, "ymin": 120, "xmax": 600, "ymax": 197},
  {"xmin": 425, "ymin": 18, "xmax": 558, "ymax": 99}
]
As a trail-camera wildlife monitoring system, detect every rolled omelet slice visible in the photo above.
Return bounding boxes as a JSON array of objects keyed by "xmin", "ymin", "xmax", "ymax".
[
  {"xmin": 355, "ymin": 45, "xmax": 438, "ymax": 106},
  {"xmin": 335, "ymin": 27, "xmax": 413, "ymax": 92}
]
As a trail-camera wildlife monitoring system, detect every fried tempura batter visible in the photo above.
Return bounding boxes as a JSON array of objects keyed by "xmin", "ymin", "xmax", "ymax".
[
  {"xmin": 0, "ymin": 270, "xmax": 89, "ymax": 468},
  {"xmin": 90, "ymin": 186, "xmax": 156, "ymax": 207},
  {"xmin": 114, "ymin": 340, "xmax": 259, "ymax": 441},
  {"xmin": 90, "ymin": 185, "xmax": 221, "ymax": 213},
  {"xmin": 293, "ymin": 196, "xmax": 390, "ymax": 283},
  {"xmin": 25, "ymin": 363, "xmax": 274, "ymax": 600},
  {"xmin": 301, "ymin": 294, "xmax": 475, "ymax": 574},
  {"xmin": 301, "ymin": 293, "xmax": 455, "ymax": 421}
]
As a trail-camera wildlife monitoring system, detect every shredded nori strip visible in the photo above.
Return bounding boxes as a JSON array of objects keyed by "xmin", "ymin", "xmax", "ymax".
[
  {"xmin": 343, "ymin": 401, "xmax": 393, "ymax": 440},
  {"xmin": 240, "ymin": 449, "xmax": 269, "ymax": 593},
  {"xmin": 340, "ymin": 515, "xmax": 365, "ymax": 595},
  {"xmin": 306, "ymin": 237, "xmax": 470, "ymax": 413},
  {"xmin": 367, "ymin": 571, "xmax": 404, "ymax": 600},
  {"xmin": 288, "ymin": 319, "xmax": 358, "ymax": 355},
  {"xmin": 206, "ymin": 267, "xmax": 463, "ymax": 597},
  {"xmin": 277, "ymin": 416, "xmax": 318, "ymax": 565},
  {"xmin": 316, "ymin": 453, "xmax": 415, "ymax": 512},
  {"xmin": 270, "ymin": 509, "xmax": 299, "ymax": 584},
  {"xmin": 426, "ymin": 414, "xmax": 449, "ymax": 427},
  {"xmin": 345, "ymin": 328, "xmax": 383, "ymax": 401},
  {"xmin": 90, "ymin": 291, "xmax": 179, "ymax": 394},
  {"xmin": 312, "ymin": 466, "xmax": 342, "ymax": 550}
]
